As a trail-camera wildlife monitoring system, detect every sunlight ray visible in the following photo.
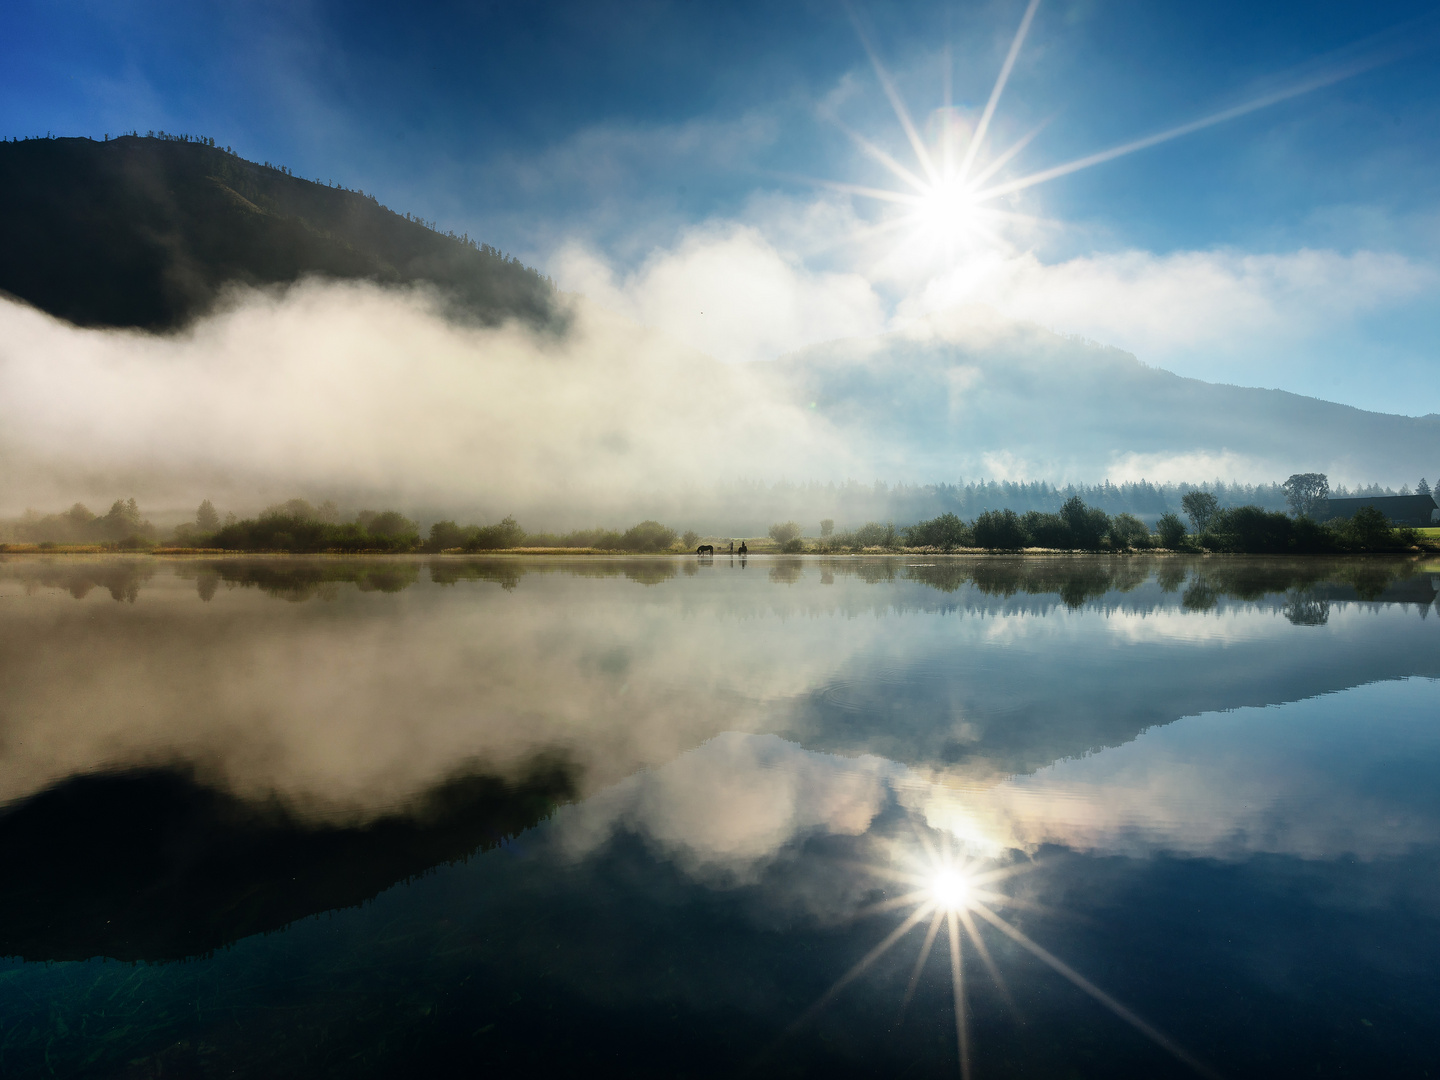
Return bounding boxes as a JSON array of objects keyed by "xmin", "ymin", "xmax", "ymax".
[
  {"xmin": 900, "ymin": 906, "xmax": 947, "ymax": 1016},
  {"xmin": 790, "ymin": 903, "xmax": 936, "ymax": 1032},
  {"xmin": 941, "ymin": 43, "xmax": 955, "ymax": 177},
  {"xmin": 849, "ymin": 10, "xmax": 941, "ymax": 183},
  {"xmin": 969, "ymin": 902, "xmax": 1221, "ymax": 1079},
  {"xmin": 821, "ymin": 108, "xmax": 932, "ymax": 194},
  {"xmin": 968, "ymin": 116, "xmax": 1051, "ymax": 188},
  {"xmin": 795, "ymin": 176, "xmax": 924, "ymax": 206},
  {"xmin": 973, "ymin": 58, "xmax": 1382, "ymax": 203},
  {"xmin": 957, "ymin": 908, "xmax": 1017, "ymax": 1013},
  {"xmin": 959, "ymin": 0, "xmax": 1041, "ymax": 183},
  {"xmin": 947, "ymin": 908, "xmax": 972, "ymax": 1080}
]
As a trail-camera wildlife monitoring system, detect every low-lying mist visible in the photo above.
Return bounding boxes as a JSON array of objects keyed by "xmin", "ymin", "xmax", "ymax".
[
  {"xmin": 0, "ymin": 281, "xmax": 851, "ymax": 528},
  {"xmin": 3, "ymin": 280, "xmax": 1429, "ymax": 536}
]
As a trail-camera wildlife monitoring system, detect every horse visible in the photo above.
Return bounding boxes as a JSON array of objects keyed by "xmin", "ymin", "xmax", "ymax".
[{"xmin": 696, "ymin": 544, "xmax": 714, "ymax": 555}]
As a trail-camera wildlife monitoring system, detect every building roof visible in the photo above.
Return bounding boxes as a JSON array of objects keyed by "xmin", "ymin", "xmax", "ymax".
[{"xmin": 1324, "ymin": 493, "xmax": 1438, "ymax": 520}]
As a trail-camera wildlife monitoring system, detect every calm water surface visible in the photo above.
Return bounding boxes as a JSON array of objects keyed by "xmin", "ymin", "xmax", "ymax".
[{"xmin": 1, "ymin": 554, "xmax": 1438, "ymax": 1078}]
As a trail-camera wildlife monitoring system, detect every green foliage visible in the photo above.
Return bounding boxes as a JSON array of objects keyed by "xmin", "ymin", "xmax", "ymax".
[
  {"xmin": 1155, "ymin": 512, "xmax": 1188, "ymax": 550},
  {"xmin": 1282, "ymin": 472, "xmax": 1330, "ymax": 519},
  {"xmin": 819, "ymin": 519, "xmax": 835, "ymax": 537},
  {"xmin": 780, "ymin": 538, "xmax": 805, "ymax": 554},
  {"xmin": 466, "ymin": 516, "xmax": 525, "ymax": 551},
  {"xmin": 1020, "ymin": 510, "xmax": 1069, "ymax": 549},
  {"xmin": 619, "ymin": 520, "xmax": 679, "ymax": 552},
  {"xmin": 426, "ymin": 520, "xmax": 479, "ymax": 551},
  {"xmin": 681, "ymin": 530, "xmax": 700, "ymax": 549},
  {"xmin": 359, "ymin": 510, "xmax": 419, "ymax": 540},
  {"xmin": 852, "ymin": 521, "xmax": 898, "ymax": 549},
  {"xmin": 1202, "ymin": 506, "xmax": 1297, "ymax": 553},
  {"xmin": 1181, "ymin": 490, "xmax": 1219, "ymax": 533},
  {"xmin": 768, "ymin": 521, "xmax": 802, "ymax": 545},
  {"xmin": 1061, "ymin": 495, "xmax": 1111, "ymax": 550},
  {"xmin": 1192, "ymin": 504, "xmax": 1415, "ymax": 554},
  {"xmin": 1108, "ymin": 512, "xmax": 1153, "ymax": 550},
  {"xmin": 10, "ymin": 497, "xmax": 157, "ymax": 546},
  {"xmin": 195, "ymin": 499, "xmax": 219, "ymax": 532},
  {"xmin": 1338, "ymin": 506, "xmax": 1395, "ymax": 552},
  {"xmin": 211, "ymin": 508, "xmax": 419, "ymax": 552},
  {"xmin": 904, "ymin": 512, "xmax": 971, "ymax": 550},
  {"xmin": 973, "ymin": 509, "xmax": 1028, "ymax": 550}
]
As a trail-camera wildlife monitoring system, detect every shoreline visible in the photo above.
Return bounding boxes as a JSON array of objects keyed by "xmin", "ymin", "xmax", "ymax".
[{"xmin": 0, "ymin": 545, "xmax": 1433, "ymax": 561}]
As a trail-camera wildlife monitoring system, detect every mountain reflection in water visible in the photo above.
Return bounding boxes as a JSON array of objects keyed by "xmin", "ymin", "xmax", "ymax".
[{"xmin": 0, "ymin": 554, "xmax": 1436, "ymax": 1078}]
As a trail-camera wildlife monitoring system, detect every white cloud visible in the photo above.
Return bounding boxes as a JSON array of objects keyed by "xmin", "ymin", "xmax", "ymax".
[
  {"xmin": 555, "ymin": 732, "xmax": 898, "ymax": 883},
  {"xmin": 898, "ymin": 245, "xmax": 1436, "ymax": 367},
  {"xmin": 553, "ymin": 223, "xmax": 886, "ymax": 365}
]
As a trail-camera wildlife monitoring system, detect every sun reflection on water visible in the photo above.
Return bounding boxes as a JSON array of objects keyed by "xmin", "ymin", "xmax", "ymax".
[{"xmin": 784, "ymin": 822, "xmax": 1220, "ymax": 1080}]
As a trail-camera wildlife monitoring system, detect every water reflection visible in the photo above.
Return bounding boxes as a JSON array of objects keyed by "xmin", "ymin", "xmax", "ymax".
[{"xmin": 0, "ymin": 554, "xmax": 1438, "ymax": 1076}]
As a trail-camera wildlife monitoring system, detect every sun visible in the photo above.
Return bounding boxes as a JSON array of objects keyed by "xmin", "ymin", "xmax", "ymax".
[
  {"xmin": 780, "ymin": 824, "xmax": 1220, "ymax": 1080},
  {"xmin": 812, "ymin": 0, "xmax": 1369, "ymax": 270},
  {"xmin": 927, "ymin": 865, "xmax": 972, "ymax": 911},
  {"xmin": 914, "ymin": 181, "xmax": 981, "ymax": 241}
]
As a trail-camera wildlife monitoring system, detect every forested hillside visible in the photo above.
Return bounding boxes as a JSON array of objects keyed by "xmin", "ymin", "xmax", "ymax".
[{"xmin": 0, "ymin": 133, "xmax": 557, "ymax": 330}]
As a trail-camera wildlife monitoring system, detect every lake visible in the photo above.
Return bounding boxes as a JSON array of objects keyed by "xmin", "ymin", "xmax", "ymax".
[{"xmin": 1, "ymin": 553, "xmax": 1437, "ymax": 1078}]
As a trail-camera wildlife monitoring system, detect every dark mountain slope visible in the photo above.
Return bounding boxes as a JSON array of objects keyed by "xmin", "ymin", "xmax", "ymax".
[
  {"xmin": 0, "ymin": 759, "xmax": 576, "ymax": 962},
  {"xmin": 0, "ymin": 134, "xmax": 557, "ymax": 331}
]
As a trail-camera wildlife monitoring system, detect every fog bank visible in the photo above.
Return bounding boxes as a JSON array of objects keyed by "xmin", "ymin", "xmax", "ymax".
[{"xmin": 0, "ymin": 282, "xmax": 848, "ymax": 525}]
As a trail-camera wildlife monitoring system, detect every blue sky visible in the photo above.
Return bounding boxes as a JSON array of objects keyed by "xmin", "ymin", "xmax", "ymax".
[{"xmin": 4, "ymin": 0, "xmax": 1439, "ymax": 414}]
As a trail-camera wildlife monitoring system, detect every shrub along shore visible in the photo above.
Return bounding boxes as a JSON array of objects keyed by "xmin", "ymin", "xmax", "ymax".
[{"xmin": 1, "ymin": 494, "xmax": 1434, "ymax": 556}]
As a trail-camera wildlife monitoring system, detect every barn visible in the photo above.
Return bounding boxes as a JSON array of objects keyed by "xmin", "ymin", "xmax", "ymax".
[{"xmin": 1323, "ymin": 493, "xmax": 1439, "ymax": 526}]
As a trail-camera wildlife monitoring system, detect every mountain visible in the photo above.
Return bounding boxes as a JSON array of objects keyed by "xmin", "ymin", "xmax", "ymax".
[
  {"xmin": 0, "ymin": 134, "xmax": 558, "ymax": 331},
  {"xmin": 763, "ymin": 307, "xmax": 1440, "ymax": 484}
]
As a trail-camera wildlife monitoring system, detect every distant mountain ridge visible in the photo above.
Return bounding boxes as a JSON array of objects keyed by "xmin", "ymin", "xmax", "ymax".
[
  {"xmin": 763, "ymin": 309, "xmax": 1440, "ymax": 485},
  {"xmin": 0, "ymin": 134, "xmax": 558, "ymax": 330}
]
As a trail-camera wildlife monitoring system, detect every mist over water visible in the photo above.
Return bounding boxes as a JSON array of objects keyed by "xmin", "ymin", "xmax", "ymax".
[{"xmin": 0, "ymin": 283, "xmax": 849, "ymax": 524}]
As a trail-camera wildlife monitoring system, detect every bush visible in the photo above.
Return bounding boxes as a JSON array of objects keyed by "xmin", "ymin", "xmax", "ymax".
[
  {"xmin": 467, "ymin": 515, "xmax": 525, "ymax": 550},
  {"xmin": 780, "ymin": 537, "xmax": 805, "ymax": 554},
  {"xmin": 1342, "ymin": 506, "xmax": 1394, "ymax": 552},
  {"xmin": 1109, "ymin": 513, "xmax": 1153, "ymax": 550},
  {"xmin": 1204, "ymin": 506, "xmax": 1296, "ymax": 554},
  {"xmin": 1061, "ymin": 495, "xmax": 1110, "ymax": 550},
  {"xmin": 853, "ymin": 521, "xmax": 898, "ymax": 549},
  {"xmin": 682, "ymin": 530, "xmax": 700, "ymax": 549},
  {"xmin": 426, "ymin": 520, "xmax": 479, "ymax": 551},
  {"xmin": 905, "ymin": 512, "xmax": 971, "ymax": 550},
  {"xmin": 768, "ymin": 521, "xmax": 803, "ymax": 545},
  {"xmin": 1155, "ymin": 512, "xmax": 1187, "ymax": 549},
  {"xmin": 973, "ymin": 509, "xmax": 1028, "ymax": 550},
  {"xmin": 618, "ymin": 520, "xmax": 678, "ymax": 552},
  {"xmin": 362, "ymin": 510, "xmax": 418, "ymax": 540},
  {"xmin": 1020, "ymin": 511, "xmax": 1069, "ymax": 549},
  {"xmin": 211, "ymin": 513, "xmax": 418, "ymax": 552}
]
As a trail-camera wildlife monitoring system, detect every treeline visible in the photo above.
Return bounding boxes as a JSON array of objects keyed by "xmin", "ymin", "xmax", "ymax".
[
  {"xmin": 877, "ymin": 497, "xmax": 1426, "ymax": 555},
  {"xmin": 185, "ymin": 501, "xmax": 687, "ymax": 554},
  {"xmin": 3, "ymin": 500, "xmax": 157, "ymax": 547}
]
